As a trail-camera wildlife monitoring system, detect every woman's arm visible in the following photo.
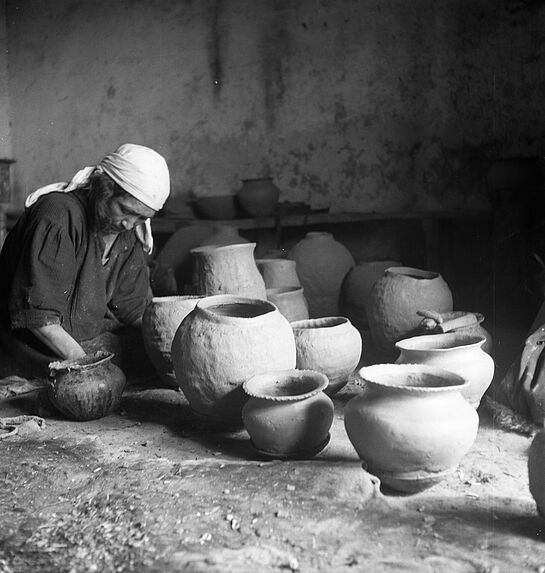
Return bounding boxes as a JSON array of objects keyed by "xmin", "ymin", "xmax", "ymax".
[{"xmin": 29, "ymin": 324, "xmax": 86, "ymax": 360}]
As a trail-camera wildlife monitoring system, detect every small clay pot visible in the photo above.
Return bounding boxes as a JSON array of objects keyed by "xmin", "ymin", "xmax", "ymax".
[
  {"xmin": 48, "ymin": 351, "xmax": 126, "ymax": 421},
  {"xmin": 256, "ymin": 258, "xmax": 301, "ymax": 288},
  {"xmin": 267, "ymin": 286, "xmax": 309, "ymax": 322},
  {"xmin": 236, "ymin": 177, "xmax": 280, "ymax": 217},
  {"xmin": 242, "ymin": 369, "xmax": 333, "ymax": 458}
]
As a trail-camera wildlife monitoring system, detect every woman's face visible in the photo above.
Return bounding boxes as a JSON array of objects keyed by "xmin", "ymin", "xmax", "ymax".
[{"xmin": 97, "ymin": 194, "xmax": 156, "ymax": 235}]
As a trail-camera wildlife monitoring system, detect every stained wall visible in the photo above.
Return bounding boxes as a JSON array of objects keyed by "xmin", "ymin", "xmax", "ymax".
[{"xmin": 4, "ymin": 0, "xmax": 545, "ymax": 211}]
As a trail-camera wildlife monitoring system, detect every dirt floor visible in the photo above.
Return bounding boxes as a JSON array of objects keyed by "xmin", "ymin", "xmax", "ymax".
[{"xmin": 1, "ymin": 367, "xmax": 545, "ymax": 573}]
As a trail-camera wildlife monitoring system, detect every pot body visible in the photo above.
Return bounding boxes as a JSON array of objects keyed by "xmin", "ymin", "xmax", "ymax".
[
  {"xmin": 344, "ymin": 363, "xmax": 478, "ymax": 493},
  {"xmin": 289, "ymin": 232, "xmax": 355, "ymax": 318},
  {"xmin": 48, "ymin": 352, "xmax": 126, "ymax": 421},
  {"xmin": 142, "ymin": 296, "xmax": 202, "ymax": 386},
  {"xmin": 340, "ymin": 260, "xmax": 402, "ymax": 331},
  {"xmin": 528, "ymin": 429, "xmax": 545, "ymax": 517},
  {"xmin": 267, "ymin": 286, "xmax": 309, "ymax": 322},
  {"xmin": 395, "ymin": 333, "xmax": 495, "ymax": 409},
  {"xmin": 367, "ymin": 266, "xmax": 453, "ymax": 353},
  {"xmin": 191, "ymin": 242, "xmax": 266, "ymax": 298},
  {"xmin": 172, "ymin": 295, "xmax": 296, "ymax": 425},
  {"xmin": 291, "ymin": 317, "xmax": 362, "ymax": 395},
  {"xmin": 256, "ymin": 258, "xmax": 301, "ymax": 288},
  {"xmin": 236, "ymin": 177, "xmax": 280, "ymax": 217},
  {"xmin": 242, "ymin": 369, "xmax": 333, "ymax": 457}
]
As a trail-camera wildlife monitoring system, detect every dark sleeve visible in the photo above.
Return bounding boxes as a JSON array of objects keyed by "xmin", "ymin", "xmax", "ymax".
[
  {"xmin": 108, "ymin": 242, "xmax": 151, "ymax": 326},
  {"xmin": 9, "ymin": 218, "xmax": 77, "ymax": 329}
]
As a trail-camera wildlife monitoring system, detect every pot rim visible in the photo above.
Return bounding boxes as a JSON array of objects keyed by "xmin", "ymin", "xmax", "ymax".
[
  {"xmin": 243, "ymin": 369, "xmax": 329, "ymax": 401},
  {"xmin": 150, "ymin": 295, "xmax": 202, "ymax": 304},
  {"xmin": 195, "ymin": 294, "xmax": 278, "ymax": 323},
  {"xmin": 385, "ymin": 266, "xmax": 441, "ymax": 281},
  {"xmin": 267, "ymin": 286, "xmax": 304, "ymax": 296},
  {"xmin": 190, "ymin": 242, "xmax": 256, "ymax": 255},
  {"xmin": 49, "ymin": 350, "xmax": 114, "ymax": 375},
  {"xmin": 395, "ymin": 332, "xmax": 485, "ymax": 352},
  {"xmin": 291, "ymin": 316, "xmax": 349, "ymax": 330},
  {"xmin": 356, "ymin": 363, "xmax": 469, "ymax": 392}
]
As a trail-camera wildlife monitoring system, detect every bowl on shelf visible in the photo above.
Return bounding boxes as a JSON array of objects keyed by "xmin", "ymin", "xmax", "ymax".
[{"xmin": 192, "ymin": 195, "xmax": 238, "ymax": 220}]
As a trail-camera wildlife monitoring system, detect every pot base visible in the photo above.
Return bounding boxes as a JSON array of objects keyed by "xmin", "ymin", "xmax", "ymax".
[
  {"xmin": 365, "ymin": 465, "xmax": 454, "ymax": 494},
  {"xmin": 250, "ymin": 433, "xmax": 330, "ymax": 460}
]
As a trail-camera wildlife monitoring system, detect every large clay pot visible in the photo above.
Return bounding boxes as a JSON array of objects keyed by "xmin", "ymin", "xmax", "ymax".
[
  {"xmin": 190, "ymin": 242, "xmax": 266, "ymax": 298},
  {"xmin": 344, "ymin": 363, "xmax": 478, "ymax": 493},
  {"xmin": 266, "ymin": 286, "xmax": 309, "ymax": 322},
  {"xmin": 142, "ymin": 295, "xmax": 202, "ymax": 387},
  {"xmin": 242, "ymin": 369, "xmax": 333, "ymax": 458},
  {"xmin": 236, "ymin": 177, "xmax": 280, "ymax": 217},
  {"xmin": 288, "ymin": 232, "xmax": 355, "ymax": 318},
  {"xmin": 48, "ymin": 351, "xmax": 126, "ymax": 421},
  {"xmin": 528, "ymin": 429, "xmax": 545, "ymax": 518},
  {"xmin": 291, "ymin": 317, "xmax": 362, "ymax": 396},
  {"xmin": 256, "ymin": 258, "xmax": 301, "ymax": 288},
  {"xmin": 340, "ymin": 260, "xmax": 402, "ymax": 331},
  {"xmin": 366, "ymin": 266, "xmax": 453, "ymax": 354},
  {"xmin": 395, "ymin": 332, "xmax": 495, "ymax": 409},
  {"xmin": 172, "ymin": 295, "xmax": 296, "ymax": 425}
]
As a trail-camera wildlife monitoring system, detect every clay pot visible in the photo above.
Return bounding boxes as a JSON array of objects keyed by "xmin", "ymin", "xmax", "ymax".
[
  {"xmin": 172, "ymin": 295, "xmax": 296, "ymax": 425},
  {"xmin": 288, "ymin": 232, "xmax": 355, "ymax": 318},
  {"xmin": 291, "ymin": 317, "xmax": 362, "ymax": 396},
  {"xmin": 366, "ymin": 266, "xmax": 453, "ymax": 354},
  {"xmin": 528, "ymin": 429, "xmax": 545, "ymax": 518},
  {"xmin": 190, "ymin": 242, "xmax": 266, "ymax": 298},
  {"xmin": 236, "ymin": 177, "xmax": 280, "ymax": 217},
  {"xmin": 47, "ymin": 351, "xmax": 126, "ymax": 421},
  {"xmin": 340, "ymin": 260, "xmax": 402, "ymax": 331},
  {"xmin": 266, "ymin": 287, "xmax": 309, "ymax": 322},
  {"xmin": 344, "ymin": 363, "xmax": 479, "ymax": 493},
  {"xmin": 256, "ymin": 258, "xmax": 301, "ymax": 288},
  {"xmin": 395, "ymin": 332, "xmax": 495, "ymax": 409},
  {"xmin": 242, "ymin": 369, "xmax": 333, "ymax": 458},
  {"xmin": 142, "ymin": 295, "xmax": 202, "ymax": 387}
]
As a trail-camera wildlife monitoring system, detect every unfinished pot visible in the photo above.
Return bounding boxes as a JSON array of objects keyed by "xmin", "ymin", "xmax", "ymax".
[
  {"xmin": 344, "ymin": 363, "xmax": 478, "ymax": 493},
  {"xmin": 395, "ymin": 332, "xmax": 495, "ymax": 409},
  {"xmin": 288, "ymin": 232, "xmax": 355, "ymax": 318},
  {"xmin": 48, "ymin": 351, "xmax": 126, "ymax": 421},
  {"xmin": 266, "ymin": 286, "xmax": 309, "ymax": 322},
  {"xmin": 291, "ymin": 316, "xmax": 362, "ymax": 396},
  {"xmin": 172, "ymin": 295, "xmax": 296, "ymax": 425},
  {"xmin": 236, "ymin": 177, "xmax": 280, "ymax": 217},
  {"xmin": 242, "ymin": 369, "xmax": 333, "ymax": 458},
  {"xmin": 256, "ymin": 258, "xmax": 301, "ymax": 288},
  {"xmin": 142, "ymin": 295, "xmax": 202, "ymax": 387},
  {"xmin": 366, "ymin": 266, "xmax": 453, "ymax": 354},
  {"xmin": 528, "ymin": 429, "xmax": 545, "ymax": 518},
  {"xmin": 190, "ymin": 242, "xmax": 266, "ymax": 299}
]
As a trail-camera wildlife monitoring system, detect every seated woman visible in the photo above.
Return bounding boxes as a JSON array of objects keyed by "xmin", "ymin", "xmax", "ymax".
[{"xmin": 0, "ymin": 143, "xmax": 170, "ymax": 380}]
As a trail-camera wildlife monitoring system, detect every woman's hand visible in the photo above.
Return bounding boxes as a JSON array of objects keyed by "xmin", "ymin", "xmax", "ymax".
[{"xmin": 29, "ymin": 324, "xmax": 86, "ymax": 360}]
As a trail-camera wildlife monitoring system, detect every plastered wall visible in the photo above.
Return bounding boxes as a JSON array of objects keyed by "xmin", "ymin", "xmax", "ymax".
[
  {"xmin": 0, "ymin": 1, "xmax": 12, "ymax": 160},
  {"xmin": 4, "ymin": 0, "xmax": 545, "ymax": 211}
]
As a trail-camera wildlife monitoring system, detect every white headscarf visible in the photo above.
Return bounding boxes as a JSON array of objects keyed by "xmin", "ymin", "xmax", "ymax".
[{"xmin": 25, "ymin": 143, "xmax": 171, "ymax": 254}]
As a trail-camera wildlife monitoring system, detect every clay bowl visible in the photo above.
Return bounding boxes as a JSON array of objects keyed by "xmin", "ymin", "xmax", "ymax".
[{"xmin": 192, "ymin": 195, "xmax": 238, "ymax": 220}]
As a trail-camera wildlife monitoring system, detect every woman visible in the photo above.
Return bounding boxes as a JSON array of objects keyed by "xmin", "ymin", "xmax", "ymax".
[{"xmin": 0, "ymin": 143, "xmax": 170, "ymax": 379}]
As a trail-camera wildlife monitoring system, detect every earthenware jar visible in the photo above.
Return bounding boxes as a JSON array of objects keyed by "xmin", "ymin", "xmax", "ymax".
[
  {"xmin": 242, "ymin": 369, "xmax": 333, "ymax": 458},
  {"xmin": 528, "ymin": 429, "xmax": 545, "ymax": 518},
  {"xmin": 344, "ymin": 363, "xmax": 478, "ymax": 493},
  {"xmin": 142, "ymin": 295, "xmax": 202, "ymax": 387},
  {"xmin": 48, "ymin": 351, "xmax": 126, "ymax": 421},
  {"xmin": 190, "ymin": 242, "xmax": 266, "ymax": 298},
  {"xmin": 366, "ymin": 266, "xmax": 453, "ymax": 354},
  {"xmin": 340, "ymin": 260, "xmax": 402, "ymax": 331},
  {"xmin": 288, "ymin": 232, "xmax": 355, "ymax": 318},
  {"xmin": 395, "ymin": 332, "xmax": 495, "ymax": 409},
  {"xmin": 256, "ymin": 258, "xmax": 301, "ymax": 288},
  {"xmin": 172, "ymin": 295, "xmax": 296, "ymax": 425},
  {"xmin": 236, "ymin": 177, "xmax": 280, "ymax": 217},
  {"xmin": 266, "ymin": 286, "xmax": 309, "ymax": 322},
  {"xmin": 291, "ymin": 316, "xmax": 362, "ymax": 396}
]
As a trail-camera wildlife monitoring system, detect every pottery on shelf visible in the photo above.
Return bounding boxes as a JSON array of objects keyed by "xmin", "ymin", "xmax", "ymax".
[
  {"xmin": 242, "ymin": 369, "xmax": 333, "ymax": 458},
  {"xmin": 288, "ymin": 232, "xmax": 355, "ymax": 318},
  {"xmin": 528, "ymin": 429, "xmax": 545, "ymax": 518},
  {"xmin": 256, "ymin": 258, "xmax": 301, "ymax": 288},
  {"xmin": 266, "ymin": 287, "xmax": 310, "ymax": 322},
  {"xmin": 291, "ymin": 316, "xmax": 362, "ymax": 396},
  {"xmin": 236, "ymin": 177, "xmax": 280, "ymax": 217},
  {"xmin": 344, "ymin": 363, "xmax": 479, "ymax": 493},
  {"xmin": 395, "ymin": 332, "xmax": 495, "ymax": 409},
  {"xmin": 47, "ymin": 351, "xmax": 126, "ymax": 421},
  {"xmin": 172, "ymin": 295, "xmax": 296, "ymax": 425},
  {"xmin": 190, "ymin": 242, "xmax": 266, "ymax": 298},
  {"xmin": 366, "ymin": 266, "xmax": 453, "ymax": 354},
  {"xmin": 340, "ymin": 260, "xmax": 402, "ymax": 331},
  {"xmin": 142, "ymin": 295, "xmax": 202, "ymax": 387}
]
